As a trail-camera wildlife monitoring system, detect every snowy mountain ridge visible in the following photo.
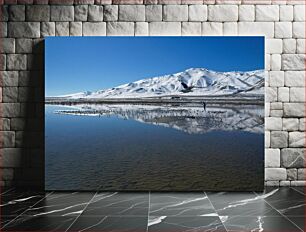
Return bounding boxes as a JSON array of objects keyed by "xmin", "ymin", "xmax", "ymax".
[{"xmin": 54, "ymin": 68, "xmax": 264, "ymax": 99}]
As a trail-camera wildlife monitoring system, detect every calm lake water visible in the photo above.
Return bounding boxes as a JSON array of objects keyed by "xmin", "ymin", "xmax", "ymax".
[{"xmin": 45, "ymin": 103, "xmax": 264, "ymax": 191}]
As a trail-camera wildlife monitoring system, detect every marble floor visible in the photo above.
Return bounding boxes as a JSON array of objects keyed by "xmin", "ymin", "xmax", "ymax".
[{"xmin": 0, "ymin": 187, "xmax": 305, "ymax": 231}]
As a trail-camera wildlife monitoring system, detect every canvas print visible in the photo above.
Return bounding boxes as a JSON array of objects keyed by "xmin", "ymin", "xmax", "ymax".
[{"xmin": 45, "ymin": 37, "xmax": 264, "ymax": 191}]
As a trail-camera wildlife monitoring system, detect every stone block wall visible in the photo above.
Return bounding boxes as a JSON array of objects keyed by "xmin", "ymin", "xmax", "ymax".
[{"xmin": 0, "ymin": 0, "xmax": 305, "ymax": 188}]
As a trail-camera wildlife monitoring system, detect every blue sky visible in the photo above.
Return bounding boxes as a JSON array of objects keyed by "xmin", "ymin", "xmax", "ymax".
[{"xmin": 45, "ymin": 36, "xmax": 264, "ymax": 96}]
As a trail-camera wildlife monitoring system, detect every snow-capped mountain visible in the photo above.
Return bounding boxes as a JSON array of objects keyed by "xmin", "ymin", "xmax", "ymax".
[{"xmin": 54, "ymin": 68, "xmax": 264, "ymax": 99}]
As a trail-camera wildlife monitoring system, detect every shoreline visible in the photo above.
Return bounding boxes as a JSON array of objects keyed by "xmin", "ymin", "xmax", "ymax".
[{"xmin": 45, "ymin": 96, "xmax": 264, "ymax": 106}]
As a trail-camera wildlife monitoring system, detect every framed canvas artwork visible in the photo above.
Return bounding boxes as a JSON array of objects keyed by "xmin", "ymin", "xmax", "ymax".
[{"xmin": 45, "ymin": 36, "xmax": 264, "ymax": 191}]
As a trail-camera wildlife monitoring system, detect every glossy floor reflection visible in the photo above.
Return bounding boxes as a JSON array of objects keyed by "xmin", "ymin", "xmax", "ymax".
[{"xmin": 0, "ymin": 187, "xmax": 304, "ymax": 231}]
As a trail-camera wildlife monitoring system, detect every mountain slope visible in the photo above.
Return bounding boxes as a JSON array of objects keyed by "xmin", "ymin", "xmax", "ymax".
[{"xmin": 55, "ymin": 68, "xmax": 264, "ymax": 99}]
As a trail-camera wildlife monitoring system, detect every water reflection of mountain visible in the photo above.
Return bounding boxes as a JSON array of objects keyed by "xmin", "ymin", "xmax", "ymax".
[{"xmin": 55, "ymin": 104, "xmax": 264, "ymax": 134}]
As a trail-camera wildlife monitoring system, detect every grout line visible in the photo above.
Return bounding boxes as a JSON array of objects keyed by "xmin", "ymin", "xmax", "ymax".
[
  {"xmin": 204, "ymin": 191, "xmax": 229, "ymax": 232},
  {"xmin": 65, "ymin": 191, "xmax": 98, "ymax": 232},
  {"xmin": 0, "ymin": 187, "xmax": 15, "ymax": 196},
  {"xmin": 146, "ymin": 191, "xmax": 151, "ymax": 232},
  {"xmin": 253, "ymin": 191, "xmax": 304, "ymax": 232},
  {"xmin": 290, "ymin": 187, "xmax": 306, "ymax": 196},
  {"xmin": 1, "ymin": 191, "xmax": 54, "ymax": 230}
]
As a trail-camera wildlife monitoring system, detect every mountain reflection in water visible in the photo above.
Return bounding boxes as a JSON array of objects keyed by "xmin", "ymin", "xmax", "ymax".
[{"xmin": 54, "ymin": 103, "xmax": 264, "ymax": 134}]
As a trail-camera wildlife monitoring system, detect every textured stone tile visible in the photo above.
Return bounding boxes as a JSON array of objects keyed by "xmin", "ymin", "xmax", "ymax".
[
  {"xmin": 1, "ymin": 22, "xmax": 8, "ymax": 37},
  {"xmin": 2, "ymin": 103, "xmax": 21, "ymax": 117},
  {"xmin": 3, "ymin": 87, "xmax": 18, "ymax": 103},
  {"xmin": 1, "ymin": 38, "xmax": 15, "ymax": 53},
  {"xmin": 266, "ymin": 117, "xmax": 282, "ymax": 131},
  {"xmin": 238, "ymin": 22, "xmax": 274, "ymax": 38},
  {"xmin": 16, "ymin": 39, "xmax": 32, "ymax": 53},
  {"xmin": 104, "ymin": 5, "xmax": 118, "ymax": 21},
  {"xmin": 290, "ymin": 181, "xmax": 306, "ymax": 186},
  {"xmin": 74, "ymin": 5, "xmax": 88, "ymax": 21},
  {"xmin": 113, "ymin": 0, "xmax": 143, "ymax": 3},
  {"xmin": 299, "ymin": 118, "xmax": 305, "ymax": 131},
  {"xmin": 281, "ymin": 148, "xmax": 305, "ymax": 168},
  {"xmin": 95, "ymin": 0, "xmax": 112, "ymax": 4},
  {"xmin": 275, "ymin": 22, "xmax": 292, "ymax": 39},
  {"xmin": 216, "ymin": 0, "xmax": 241, "ymax": 3},
  {"xmin": 297, "ymin": 168, "xmax": 305, "ymax": 180},
  {"xmin": 7, "ymin": 54, "xmax": 27, "ymax": 71},
  {"xmin": 285, "ymin": 71, "xmax": 305, "ymax": 87},
  {"xmin": 266, "ymin": 39, "xmax": 282, "ymax": 54},
  {"xmin": 1, "ymin": 5, "xmax": 9, "ymax": 22},
  {"xmin": 239, "ymin": 5, "xmax": 255, "ymax": 21},
  {"xmin": 182, "ymin": 22, "xmax": 201, "ymax": 35},
  {"xmin": 208, "ymin": 5, "xmax": 238, "ymax": 21},
  {"xmin": 294, "ymin": 5, "xmax": 305, "ymax": 21},
  {"xmin": 265, "ymin": 149, "xmax": 280, "ymax": 168},
  {"xmin": 163, "ymin": 5, "xmax": 188, "ymax": 21},
  {"xmin": 265, "ymin": 54, "xmax": 270, "ymax": 70},
  {"xmin": 88, "ymin": 5, "xmax": 103, "ymax": 22},
  {"xmin": 149, "ymin": 22, "xmax": 181, "ymax": 36},
  {"xmin": 255, "ymin": 5, "xmax": 279, "ymax": 21},
  {"xmin": 119, "ymin": 5, "xmax": 145, "ymax": 21},
  {"xmin": 51, "ymin": 5, "xmax": 74, "ymax": 21},
  {"xmin": 144, "ymin": 0, "xmax": 158, "ymax": 3},
  {"xmin": 223, "ymin": 22, "xmax": 237, "ymax": 35},
  {"xmin": 296, "ymin": 39, "xmax": 305, "ymax": 54},
  {"xmin": 289, "ymin": 132, "xmax": 305, "ymax": 148},
  {"xmin": 270, "ymin": 102, "xmax": 283, "ymax": 110},
  {"xmin": 33, "ymin": 0, "xmax": 49, "ymax": 3},
  {"xmin": 269, "ymin": 71, "xmax": 284, "ymax": 87},
  {"xmin": 26, "ymin": 5, "xmax": 50, "ymax": 21},
  {"xmin": 55, "ymin": 22, "xmax": 69, "ymax": 36},
  {"xmin": 182, "ymin": 0, "xmax": 203, "ymax": 3},
  {"xmin": 270, "ymin": 131, "xmax": 288, "ymax": 148},
  {"xmin": 3, "ymin": 131, "xmax": 15, "ymax": 148},
  {"xmin": 74, "ymin": 0, "xmax": 94, "ymax": 3},
  {"xmin": 282, "ymin": 54, "xmax": 305, "ymax": 70},
  {"xmin": 202, "ymin": 22, "xmax": 222, "ymax": 35},
  {"xmin": 288, "ymin": 168, "xmax": 298, "ymax": 180},
  {"xmin": 265, "ymin": 168, "xmax": 287, "ymax": 181},
  {"xmin": 242, "ymin": 0, "xmax": 272, "ymax": 4},
  {"xmin": 265, "ymin": 181, "xmax": 279, "ymax": 187},
  {"xmin": 41, "ymin": 22, "xmax": 55, "ymax": 37},
  {"xmin": 0, "ymin": 54, "xmax": 6, "ymax": 71},
  {"xmin": 9, "ymin": 5, "xmax": 25, "ymax": 21},
  {"xmin": 283, "ymin": 39, "xmax": 296, "ymax": 54},
  {"xmin": 280, "ymin": 5, "xmax": 293, "ymax": 21},
  {"xmin": 270, "ymin": 110, "xmax": 283, "ymax": 117},
  {"xmin": 8, "ymin": 22, "xmax": 40, "ymax": 38},
  {"xmin": 83, "ymin": 22, "xmax": 106, "ymax": 36},
  {"xmin": 270, "ymin": 54, "xmax": 281, "ymax": 71},
  {"xmin": 70, "ymin": 22, "xmax": 82, "ymax": 36},
  {"xmin": 189, "ymin": 5, "xmax": 207, "ymax": 21},
  {"xmin": 293, "ymin": 22, "xmax": 305, "ymax": 38},
  {"xmin": 290, "ymin": 87, "xmax": 305, "ymax": 102},
  {"xmin": 107, "ymin": 22, "xmax": 134, "ymax": 35},
  {"xmin": 135, "ymin": 22, "xmax": 148, "ymax": 36},
  {"xmin": 266, "ymin": 131, "xmax": 271, "ymax": 148},
  {"xmin": 284, "ymin": 103, "xmax": 305, "ymax": 117},
  {"xmin": 1, "ymin": 71, "xmax": 18, "ymax": 87},
  {"xmin": 1, "ymin": 148, "xmax": 23, "ymax": 167},
  {"xmin": 146, "ymin": 5, "xmax": 162, "ymax": 22},
  {"xmin": 266, "ymin": 87, "xmax": 277, "ymax": 102},
  {"xmin": 279, "ymin": 181, "xmax": 290, "ymax": 186},
  {"xmin": 278, "ymin": 90, "xmax": 289, "ymax": 103},
  {"xmin": 159, "ymin": 0, "xmax": 181, "ymax": 3},
  {"xmin": 283, "ymin": 118, "xmax": 299, "ymax": 131}
]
